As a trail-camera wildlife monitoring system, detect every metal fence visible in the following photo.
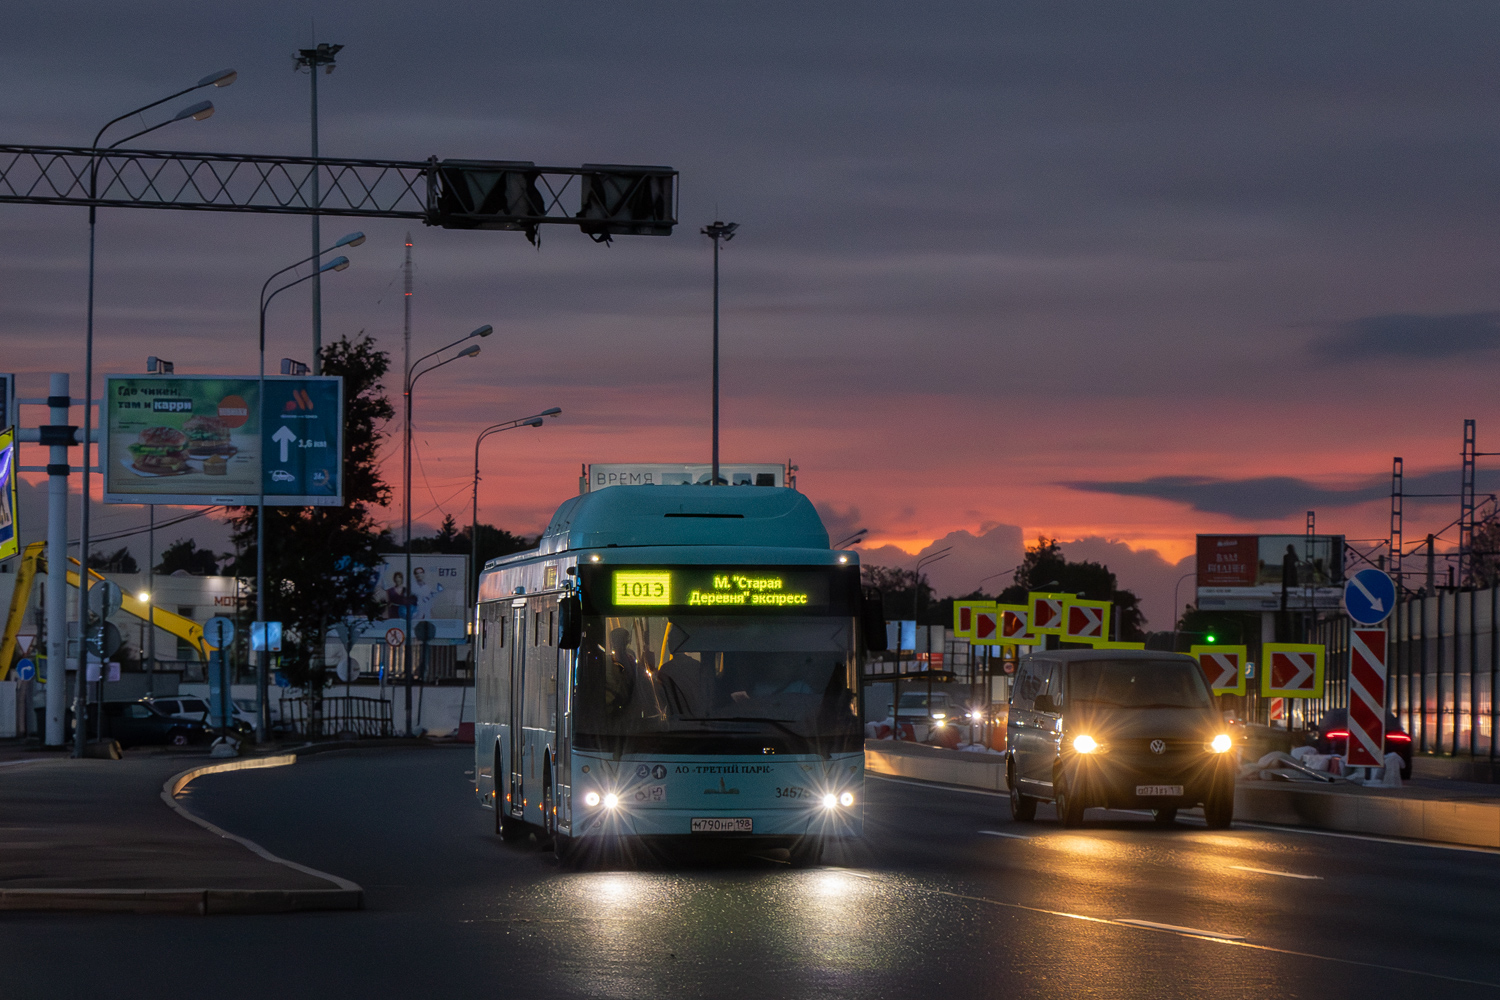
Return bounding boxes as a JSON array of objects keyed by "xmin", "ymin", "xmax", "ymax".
[
  {"xmin": 278, "ymin": 694, "xmax": 393, "ymax": 739},
  {"xmin": 1389, "ymin": 587, "xmax": 1498, "ymax": 759}
]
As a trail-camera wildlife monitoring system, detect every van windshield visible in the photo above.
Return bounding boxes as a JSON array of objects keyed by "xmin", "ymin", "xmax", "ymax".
[{"xmin": 1068, "ymin": 659, "xmax": 1212, "ymax": 709}]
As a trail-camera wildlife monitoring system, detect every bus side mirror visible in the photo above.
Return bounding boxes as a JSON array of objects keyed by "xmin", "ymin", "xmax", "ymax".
[
  {"xmin": 558, "ymin": 595, "xmax": 582, "ymax": 649},
  {"xmin": 861, "ymin": 589, "xmax": 888, "ymax": 652}
]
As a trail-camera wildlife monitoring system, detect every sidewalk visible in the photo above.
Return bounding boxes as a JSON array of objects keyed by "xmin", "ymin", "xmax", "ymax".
[
  {"xmin": 0, "ymin": 750, "xmax": 361, "ymax": 913},
  {"xmin": 865, "ymin": 739, "xmax": 1500, "ymax": 849}
]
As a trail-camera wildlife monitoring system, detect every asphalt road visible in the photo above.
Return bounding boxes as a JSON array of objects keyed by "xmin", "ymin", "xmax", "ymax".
[{"xmin": 6, "ymin": 745, "xmax": 1500, "ymax": 999}]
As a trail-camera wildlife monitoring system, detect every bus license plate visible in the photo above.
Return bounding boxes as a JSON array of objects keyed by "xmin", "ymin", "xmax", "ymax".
[
  {"xmin": 1136, "ymin": 784, "xmax": 1183, "ymax": 797},
  {"xmin": 692, "ymin": 817, "xmax": 752, "ymax": 833}
]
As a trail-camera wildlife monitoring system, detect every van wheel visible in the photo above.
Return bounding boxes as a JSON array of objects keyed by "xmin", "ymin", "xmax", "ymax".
[
  {"xmin": 1009, "ymin": 783, "xmax": 1037, "ymax": 822},
  {"xmin": 1055, "ymin": 780, "xmax": 1085, "ymax": 828},
  {"xmin": 1151, "ymin": 807, "xmax": 1178, "ymax": 825},
  {"xmin": 1204, "ymin": 787, "xmax": 1234, "ymax": 829}
]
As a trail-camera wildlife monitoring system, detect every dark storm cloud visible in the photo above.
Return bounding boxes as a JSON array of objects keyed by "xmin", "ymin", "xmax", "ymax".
[
  {"xmin": 1310, "ymin": 312, "xmax": 1500, "ymax": 361},
  {"xmin": 1064, "ymin": 470, "xmax": 1492, "ymax": 521}
]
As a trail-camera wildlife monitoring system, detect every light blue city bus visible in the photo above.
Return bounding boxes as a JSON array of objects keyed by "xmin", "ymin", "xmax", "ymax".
[{"xmin": 473, "ymin": 483, "xmax": 880, "ymax": 866}]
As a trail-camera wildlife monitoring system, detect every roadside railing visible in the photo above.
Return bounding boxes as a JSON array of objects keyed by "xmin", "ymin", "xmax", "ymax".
[{"xmin": 277, "ymin": 694, "xmax": 393, "ymax": 738}]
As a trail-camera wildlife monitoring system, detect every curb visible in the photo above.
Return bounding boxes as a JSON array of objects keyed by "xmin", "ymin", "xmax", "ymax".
[{"xmin": 0, "ymin": 753, "xmax": 365, "ymax": 915}]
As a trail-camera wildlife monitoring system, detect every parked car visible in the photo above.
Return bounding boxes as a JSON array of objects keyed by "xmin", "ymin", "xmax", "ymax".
[
  {"xmin": 149, "ymin": 696, "xmax": 210, "ymax": 722},
  {"xmin": 1307, "ymin": 708, "xmax": 1413, "ymax": 779},
  {"xmin": 1006, "ymin": 649, "xmax": 1238, "ymax": 828},
  {"xmin": 97, "ymin": 700, "xmax": 211, "ymax": 747}
]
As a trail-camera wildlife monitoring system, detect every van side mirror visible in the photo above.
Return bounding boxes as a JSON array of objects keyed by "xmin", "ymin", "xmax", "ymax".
[
  {"xmin": 860, "ymin": 588, "xmax": 888, "ymax": 652},
  {"xmin": 1033, "ymin": 693, "xmax": 1056, "ymax": 714},
  {"xmin": 557, "ymin": 595, "xmax": 582, "ymax": 649}
]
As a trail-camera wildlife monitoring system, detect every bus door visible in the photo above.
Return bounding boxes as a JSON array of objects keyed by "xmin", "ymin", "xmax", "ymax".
[{"xmin": 508, "ymin": 600, "xmax": 527, "ymax": 818}]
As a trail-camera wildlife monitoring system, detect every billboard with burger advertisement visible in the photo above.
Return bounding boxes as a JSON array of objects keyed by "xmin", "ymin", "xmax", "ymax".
[{"xmin": 103, "ymin": 375, "xmax": 342, "ymax": 506}]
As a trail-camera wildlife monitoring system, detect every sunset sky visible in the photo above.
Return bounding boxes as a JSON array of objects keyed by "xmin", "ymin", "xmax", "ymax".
[{"xmin": 4, "ymin": 2, "xmax": 1500, "ymax": 629}]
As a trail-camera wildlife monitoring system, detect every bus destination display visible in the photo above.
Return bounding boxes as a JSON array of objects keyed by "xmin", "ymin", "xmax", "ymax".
[{"xmin": 609, "ymin": 568, "xmax": 831, "ymax": 610}]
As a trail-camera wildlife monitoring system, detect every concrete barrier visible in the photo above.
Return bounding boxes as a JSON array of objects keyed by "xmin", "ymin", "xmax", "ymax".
[{"xmin": 865, "ymin": 740, "xmax": 1500, "ymax": 849}]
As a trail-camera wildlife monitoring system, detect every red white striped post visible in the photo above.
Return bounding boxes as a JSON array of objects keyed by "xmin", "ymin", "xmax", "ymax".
[{"xmin": 1347, "ymin": 628, "xmax": 1388, "ymax": 768}]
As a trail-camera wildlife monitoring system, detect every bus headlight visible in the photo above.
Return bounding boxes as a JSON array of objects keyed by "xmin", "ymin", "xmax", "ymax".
[
  {"xmin": 1072, "ymin": 734, "xmax": 1099, "ymax": 754},
  {"xmin": 822, "ymin": 793, "xmax": 838, "ymax": 809},
  {"xmin": 603, "ymin": 793, "xmax": 620, "ymax": 809},
  {"xmin": 1211, "ymin": 734, "xmax": 1233, "ymax": 754},
  {"xmin": 584, "ymin": 791, "xmax": 601, "ymax": 808},
  {"xmin": 838, "ymin": 791, "xmax": 855, "ymax": 807}
]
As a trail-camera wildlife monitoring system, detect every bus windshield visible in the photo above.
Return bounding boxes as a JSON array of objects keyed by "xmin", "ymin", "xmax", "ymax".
[
  {"xmin": 1067, "ymin": 659, "xmax": 1212, "ymax": 710},
  {"xmin": 575, "ymin": 614, "xmax": 860, "ymax": 755}
]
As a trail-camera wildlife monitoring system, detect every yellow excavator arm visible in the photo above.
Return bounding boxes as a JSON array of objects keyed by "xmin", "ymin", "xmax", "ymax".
[{"xmin": 0, "ymin": 542, "xmax": 212, "ymax": 679}]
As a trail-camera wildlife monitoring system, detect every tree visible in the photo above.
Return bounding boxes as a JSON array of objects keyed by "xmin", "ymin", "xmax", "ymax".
[
  {"xmin": 228, "ymin": 333, "xmax": 394, "ymax": 688},
  {"xmin": 1468, "ymin": 517, "xmax": 1500, "ymax": 588},
  {"xmin": 404, "ymin": 516, "xmax": 535, "ymax": 597},
  {"xmin": 155, "ymin": 539, "xmax": 223, "ymax": 576},
  {"xmin": 861, "ymin": 565, "xmax": 937, "ymax": 621},
  {"xmin": 999, "ymin": 536, "xmax": 1148, "ymax": 641},
  {"xmin": 91, "ymin": 547, "xmax": 139, "ymax": 574}
]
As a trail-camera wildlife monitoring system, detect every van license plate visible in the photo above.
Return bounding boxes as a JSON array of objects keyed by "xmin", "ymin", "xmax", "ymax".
[
  {"xmin": 692, "ymin": 817, "xmax": 752, "ymax": 833},
  {"xmin": 1136, "ymin": 785, "xmax": 1183, "ymax": 797}
]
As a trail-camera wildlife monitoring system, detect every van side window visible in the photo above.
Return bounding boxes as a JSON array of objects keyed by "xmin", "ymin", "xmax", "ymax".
[
  {"xmin": 1044, "ymin": 663, "xmax": 1064, "ymax": 709},
  {"xmin": 1012, "ymin": 662, "xmax": 1040, "ymax": 709}
]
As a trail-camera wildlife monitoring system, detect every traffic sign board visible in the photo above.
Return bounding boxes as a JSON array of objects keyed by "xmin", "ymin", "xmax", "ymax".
[
  {"xmin": 385, "ymin": 626, "xmax": 406, "ymax": 647},
  {"xmin": 1064, "ymin": 599, "xmax": 1110, "ymax": 642},
  {"xmin": 15, "ymin": 658, "xmax": 34, "ymax": 681},
  {"xmin": 1192, "ymin": 644, "xmax": 1247, "ymax": 696},
  {"xmin": 1348, "ymin": 628, "xmax": 1388, "ymax": 767},
  {"xmin": 997, "ymin": 605, "xmax": 1032, "ymax": 645},
  {"xmin": 261, "ymin": 377, "xmax": 343, "ymax": 504},
  {"xmin": 251, "ymin": 621, "xmax": 281, "ymax": 652},
  {"xmin": 204, "ymin": 616, "xmax": 236, "ymax": 650},
  {"xmin": 1343, "ymin": 569, "xmax": 1396, "ymax": 626},
  {"xmin": 414, "ymin": 620, "xmax": 436, "ymax": 643},
  {"xmin": 1029, "ymin": 592, "xmax": 1068, "ymax": 634},
  {"xmin": 88, "ymin": 580, "xmax": 123, "ymax": 620},
  {"xmin": 1262, "ymin": 643, "xmax": 1325, "ymax": 698}
]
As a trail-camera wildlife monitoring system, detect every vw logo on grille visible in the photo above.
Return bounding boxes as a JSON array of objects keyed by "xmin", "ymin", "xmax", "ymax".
[{"xmin": 1149, "ymin": 739, "xmax": 1167, "ymax": 755}]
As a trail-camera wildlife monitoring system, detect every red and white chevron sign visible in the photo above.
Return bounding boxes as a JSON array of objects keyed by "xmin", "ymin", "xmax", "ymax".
[
  {"xmin": 1270, "ymin": 651, "xmax": 1316, "ymax": 691},
  {"xmin": 1202, "ymin": 652, "xmax": 1239, "ymax": 690},
  {"xmin": 1032, "ymin": 597, "xmax": 1064, "ymax": 631},
  {"xmin": 1347, "ymin": 628, "xmax": 1388, "ymax": 767},
  {"xmin": 973, "ymin": 609, "xmax": 999, "ymax": 643},
  {"xmin": 1001, "ymin": 608, "xmax": 1029, "ymax": 639},
  {"xmin": 1269, "ymin": 698, "xmax": 1284, "ymax": 722},
  {"xmin": 1066, "ymin": 603, "xmax": 1105, "ymax": 639}
]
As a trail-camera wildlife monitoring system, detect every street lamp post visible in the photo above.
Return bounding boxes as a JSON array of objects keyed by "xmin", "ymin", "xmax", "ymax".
[
  {"xmin": 254, "ymin": 237, "xmax": 361, "ymax": 741},
  {"xmin": 913, "ymin": 548, "xmax": 952, "ymax": 740},
  {"xmin": 700, "ymin": 221, "xmax": 737, "ymax": 486},
  {"xmin": 74, "ymin": 69, "xmax": 235, "ymax": 757},
  {"xmin": 1172, "ymin": 571, "xmax": 1197, "ymax": 651},
  {"xmin": 470, "ymin": 409, "xmax": 561, "ymax": 607},
  {"xmin": 294, "ymin": 43, "xmax": 342, "ymax": 374},
  {"xmin": 404, "ymin": 327, "xmax": 491, "ymax": 735}
]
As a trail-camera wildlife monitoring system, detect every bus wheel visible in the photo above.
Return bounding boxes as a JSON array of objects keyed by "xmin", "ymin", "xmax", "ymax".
[
  {"xmin": 788, "ymin": 836, "xmax": 823, "ymax": 867},
  {"xmin": 554, "ymin": 833, "xmax": 582, "ymax": 869},
  {"xmin": 537, "ymin": 771, "xmax": 556, "ymax": 851}
]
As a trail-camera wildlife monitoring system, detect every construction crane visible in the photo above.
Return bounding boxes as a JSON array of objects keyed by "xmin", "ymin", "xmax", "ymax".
[{"xmin": 0, "ymin": 541, "xmax": 210, "ymax": 678}]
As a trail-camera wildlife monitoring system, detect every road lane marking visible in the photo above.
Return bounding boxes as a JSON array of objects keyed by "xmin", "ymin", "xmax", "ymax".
[
  {"xmin": 1115, "ymin": 918, "xmax": 1245, "ymax": 941},
  {"xmin": 918, "ymin": 887, "xmax": 1500, "ymax": 988},
  {"xmin": 978, "ymin": 830, "xmax": 1030, "ymax": 839},
  {"xmin": 1235, "ymin": 820, "xmax": 1500, "ymax": 856},
  {"xmin": 1229, "ymin": 864, "xmax": 1322, "ymax": 880}
]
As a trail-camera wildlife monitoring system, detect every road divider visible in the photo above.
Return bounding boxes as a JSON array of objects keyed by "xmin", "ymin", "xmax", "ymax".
[{"xmin": 866, "ymin": 740, "xmax": 1500, "ymax": 851}]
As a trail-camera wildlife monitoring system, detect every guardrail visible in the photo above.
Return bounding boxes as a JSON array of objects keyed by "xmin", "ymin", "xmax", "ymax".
[{"xmin": 277, "ymin": 695, "xmax": 392, "ymax": 738}]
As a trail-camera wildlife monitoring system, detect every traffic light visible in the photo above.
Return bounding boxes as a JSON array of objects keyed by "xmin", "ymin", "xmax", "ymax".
[{"xmin": 1205, "ymin": 633, "xmax": 1217, "ymax": 644}]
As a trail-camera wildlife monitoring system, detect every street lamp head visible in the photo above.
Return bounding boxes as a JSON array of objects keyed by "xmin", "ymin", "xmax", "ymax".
[
  {"xmin": 320, "ymin": 255, "xmax": 350, "ymax": 273},
  {"xmin": 458, "ymin": 344, "xmax": 481, "ymax": 359},
  {"xmin": 199, "ymin": 69, "xmax": 238, "ymax": 88},
  {"xmin": 137, "ymin": 591, "xmax": 150, "ymax": 603},
  {"xmin": 701, "ymin": 220, "xmax": 739, "ymax": 241},
  {"xmin": 470, "ymin": 324, "xmax": 494, "ymax": 339},
  {"xmin": 524, "ymin": 418, "xmax": 544, "ymax": 428},
  {"xmin": 175, "ymin": 100, "xmax": 215, "ymax": 122},
  {"xmin": 539, "ymin": 407, "xmax": 562, "ymax": 417},
  {"xmin": 335, "ymin": 231, "xmax": 366, "ymax": 248}
]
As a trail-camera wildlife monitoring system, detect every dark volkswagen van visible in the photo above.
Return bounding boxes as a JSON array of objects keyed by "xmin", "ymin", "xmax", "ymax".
[{"xmin": 1005, "ymin": 649, "xmax": 1236, "ymax": 828}]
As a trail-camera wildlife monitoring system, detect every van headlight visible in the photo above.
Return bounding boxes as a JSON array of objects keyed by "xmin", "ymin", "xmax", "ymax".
[
  {"xmin": 1072, "ymin": 734, "xmax": 1099, "ymax": 754},
  {"xmin": 1211, "ymin": 734, "xmax": 1233, "ymax": 754}
]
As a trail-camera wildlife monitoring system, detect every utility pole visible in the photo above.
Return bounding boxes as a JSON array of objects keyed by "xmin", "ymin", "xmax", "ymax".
[
  {"xmin": 700, "ymin": 221, "xmax": 737, "ymax": 485},
  {"xmin": 402, "ymin": 234, "xmax": 413, "ymax": 735},
  {"xmin": 295, "ymin": 42, "xmax": 342, "ymax": 376},
  {"xmin": 44, "ymin": 375, "xmax": 69, "ymax": 746},
  {"xmin": 1427, "ymin": 534, "xmax": 1436, "ymax": 594}
]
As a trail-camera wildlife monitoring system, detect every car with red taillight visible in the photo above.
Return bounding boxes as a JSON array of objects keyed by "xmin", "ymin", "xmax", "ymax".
[{"xmin": 1308, "ymin": 708, "xmax": 1412, "ymax": 779}]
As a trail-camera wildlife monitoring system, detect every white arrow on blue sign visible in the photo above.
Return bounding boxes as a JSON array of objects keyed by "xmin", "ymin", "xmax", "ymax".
[{"xmin": 1343, "ymin": 569, "xmax": 1396, "ymax": 626}]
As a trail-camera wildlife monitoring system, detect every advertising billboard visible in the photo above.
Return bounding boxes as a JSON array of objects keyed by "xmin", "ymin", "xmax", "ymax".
[
  {"xmin": 1195, "ymin": 534, "xmax": 1345, "ymax": 611},
  {"xmin": 102, "ymin": 375, "xmax": 342, "ymax": 506},
  {"xmin": 375, "ymin": 554, "xmax": 468, "ymax": 622},
  {"xmin": 0, "ymin": 428, "xmax": 16, "ymax": 562},
  {"xmin": 583, "ymin": 463, "xmax": 785, "ymax": 490}
]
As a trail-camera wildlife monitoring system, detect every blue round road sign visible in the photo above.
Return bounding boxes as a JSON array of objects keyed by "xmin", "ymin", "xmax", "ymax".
[
  {"xmin": 15, "ymin": 658, "xmax": 34, "ymax": 681},
  {"xmin": 1344, "ymin": 568, "xmax": 1396, "ymax": 626}
]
